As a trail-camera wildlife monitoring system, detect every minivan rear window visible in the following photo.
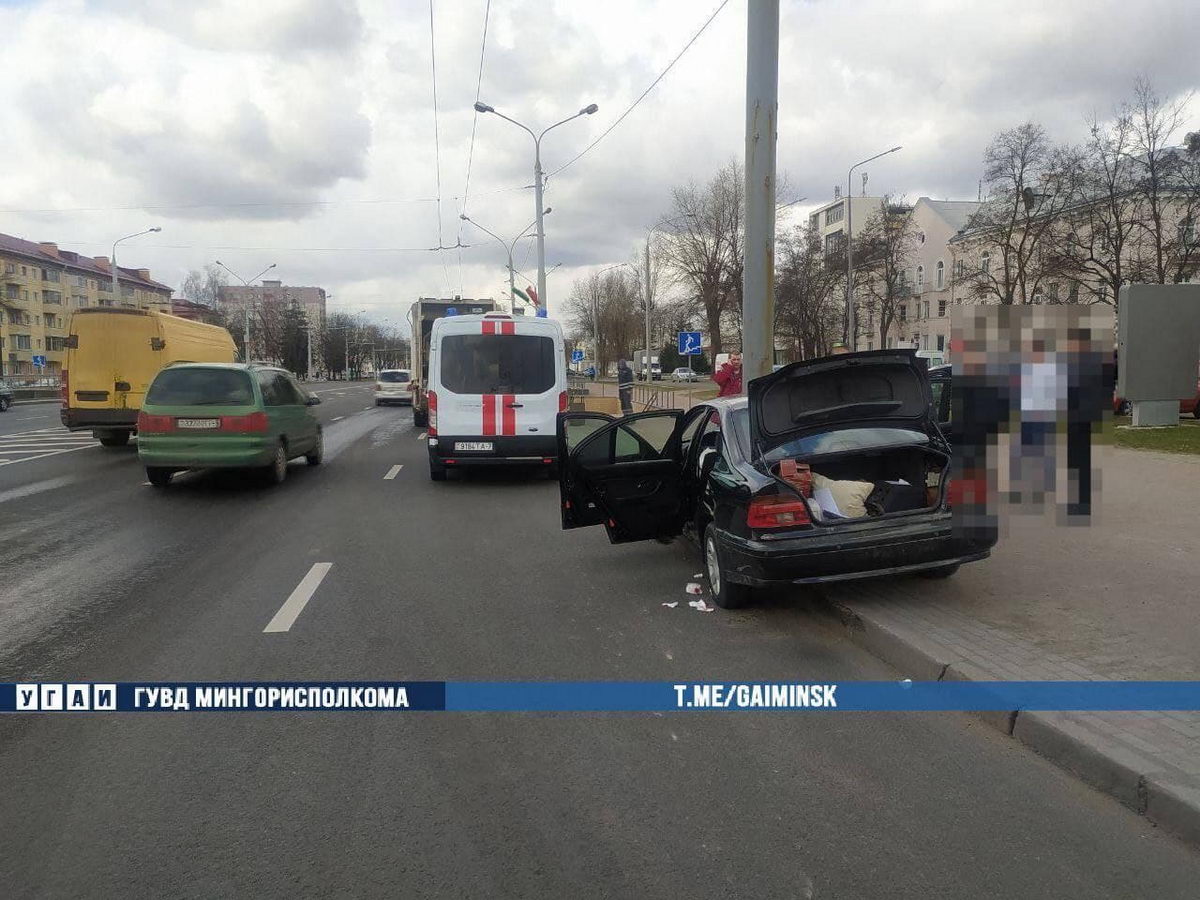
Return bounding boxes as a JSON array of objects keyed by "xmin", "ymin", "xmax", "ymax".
[
  {"xmin": 379, "ymin": 371, "xmax": 410, "ymax": 383},
  {"xmin": 146, "ymin": 368, "xmax": 254, "ymax": 406},
  {"xmin": 440, "ymin": 334, "xmax": 555, "ymax": 395}
]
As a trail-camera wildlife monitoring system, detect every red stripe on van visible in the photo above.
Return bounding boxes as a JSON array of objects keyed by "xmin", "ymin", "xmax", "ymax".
[
  {"xmin": 502, "ymin": 394, "xmax": 516, "ymax": 435},
  {"xmin": 482, "ymin": 394, "xmax": 497, "ymax": 435},
  {"xmin": 482, "ymin": 320, "xmax": 496, "ymax": 335},
  {"xmin": 500, "ymin": 321, "xmax": 515, "ymax": 335}
]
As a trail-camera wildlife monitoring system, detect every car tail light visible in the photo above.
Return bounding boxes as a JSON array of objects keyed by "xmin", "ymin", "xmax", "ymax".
[
  {"xmin": 946, "ymin": 475, "xmax": 988, "ymax": 508},
  {"xmin": 60, "ymin": 370, "xmax": 69, "ymax": 406},
  {"xmin": 219, "ymin": 411, "xmax": 270, "ymax": 433},
  {"xmin": 137, "ymin": 412, "xmax": 175, "ymax": 434},
  {"xmin": 558, "ymin": 390, "xmax": 568, "ymax": 412},
  {"xmin": 746, "ymin": 494, "xmax": 812, "ymax": 530},
  {"xmin": 428, "ymin": 391, "xmax": 437, "ymax": 436}
]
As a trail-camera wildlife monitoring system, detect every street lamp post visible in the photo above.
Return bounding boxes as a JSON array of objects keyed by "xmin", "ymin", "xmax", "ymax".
[
  {"xmin": 845, "ymin": 145, "xmax": 902, "ymax": 349},
  {"xmin": 112, "ymin": 227, "xmax": 162, "ymax": 309},
  {"xmin": 474, "ymin": 100, "xmax": 598, "ymax": 312},
  {"xmin": 215, "ymin": 261, "xmax": 277, "ymax": 362},
  {"xmin": 460, "ymin": 210, "xmax": 551, "ymax": 313}
]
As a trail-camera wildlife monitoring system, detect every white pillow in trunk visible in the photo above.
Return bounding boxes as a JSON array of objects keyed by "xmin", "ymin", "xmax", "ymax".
[{"xmin": 812, "ymin": 473, "xmax": 874, "ymax": 518}]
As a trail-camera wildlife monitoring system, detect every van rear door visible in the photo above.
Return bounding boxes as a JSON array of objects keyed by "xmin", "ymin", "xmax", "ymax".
[
  {"xmin": 67, "ymin": 310, "xmax": 157, "ymax": 413},
  {"xmin": 436, "ymin": 318, "xmax": 561, "ymax": 443}
]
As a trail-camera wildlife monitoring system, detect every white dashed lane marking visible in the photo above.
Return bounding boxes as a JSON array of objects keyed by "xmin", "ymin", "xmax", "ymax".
[
  {"xmin": 0, "ymin": 428, "xmax": 100, "ymax": 466},
  {"xmin": 263, "ymin": 563, "xmax": 333, "ymax": 634},
  {"xmin": 383, "ymin": 465, "xmax": 404, "ymax": 480}
]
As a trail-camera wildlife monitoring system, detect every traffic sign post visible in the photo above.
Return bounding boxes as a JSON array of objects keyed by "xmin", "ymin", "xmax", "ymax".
[
  {"xmin": 678, "ymin": 332, "xmax": 702, "ymax": 356},
  {"xmin": 571, "ymin": 349, "xmax": 585, "ymax": 363},
  {"xmin": 32, "ymin": 355, "xmax": 46, "ymax": 370}
]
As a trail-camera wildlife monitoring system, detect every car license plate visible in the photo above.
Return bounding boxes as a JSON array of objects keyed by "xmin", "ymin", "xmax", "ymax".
[
  {"xmin": 454, "ymin": 441, "xmax": 493, "ymax": 452},
  {"xmin": 176, "ymin": 418, "xmax": 220, "ymax": 429}
]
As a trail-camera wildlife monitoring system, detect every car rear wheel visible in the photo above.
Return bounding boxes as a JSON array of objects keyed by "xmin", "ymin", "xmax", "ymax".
[
  {"xmin": 0, "ymin": 396, "xmax": 10, "ymax": 412},
  {"xmin": 413, "ymin": 408, "xmax": 428, "ymax": 427},
  {"xmin": 704, "ymin": 523, "xmax": 752, "ymax": 609},
  {"xmin": 265, "ymin": 443, "xmax": 288, "ymax": 485},
  {"xmin": 305, "ymin": 429, "xmax": 324, "ymax": 466},
  {"xmin": 919, "ymin": 564, "xmax": 959, "ymax": 579},
  {"xmin": 97, "ymin": 429, "xmax": 131, "ymax": 447},
  {"xmin": 146, "ymin": 466, "xmax": 173, "ymax": 488}
]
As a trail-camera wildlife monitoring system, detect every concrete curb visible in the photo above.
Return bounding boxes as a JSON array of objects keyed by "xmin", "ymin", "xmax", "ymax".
[{"xmin": 819, "ymin": 589, "xmax": 1200, "ymax": 848}]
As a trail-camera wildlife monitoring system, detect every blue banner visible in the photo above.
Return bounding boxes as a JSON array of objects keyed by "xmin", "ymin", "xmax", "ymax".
[{"xmin": 3, "ymin": 681, "xmax": 1200, "ymax": 713}]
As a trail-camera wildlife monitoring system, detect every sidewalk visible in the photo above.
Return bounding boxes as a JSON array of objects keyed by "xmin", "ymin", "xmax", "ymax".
[{"xmin": 821, "ymin": 445, "xmax": 1200, "ymax": 846}]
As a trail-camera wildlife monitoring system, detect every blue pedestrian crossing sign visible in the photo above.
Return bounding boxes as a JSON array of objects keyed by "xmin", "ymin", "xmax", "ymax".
[
  {"xmin": 571, "ymin": 349, "xmax": 585, "ymax": 363},
  {"xmin": 32, "ymin": 355, "xmax": 47, "ymax": 368},
  {"xmin": 678, "ymin": 331, "xmax": 702, "ymax": 356}
]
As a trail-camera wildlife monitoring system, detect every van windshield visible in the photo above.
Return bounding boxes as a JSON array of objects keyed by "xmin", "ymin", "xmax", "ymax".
[
  {"xmin": 440, "ymin": 334, "xmax": 555, "ymax": 394},
  {"xmin": 146, "ymin": 369, "xmax": 254, "ymax": 406},
  {"xmin": 379, "ymin": 371, "xmax": 410, "ymax": 383}
]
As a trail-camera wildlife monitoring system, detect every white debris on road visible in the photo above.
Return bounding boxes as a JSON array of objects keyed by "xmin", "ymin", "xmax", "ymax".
[
  {"xmin": 685, "ymin": 583, "xmax": 704, "ymax": 595},
  {"xmin": 688, "ymin": 599, "xmax": 714, "ymax": 612},
  {"xmin": 662, "ymin": 601, "xmax": 679, "ymax": 608}
]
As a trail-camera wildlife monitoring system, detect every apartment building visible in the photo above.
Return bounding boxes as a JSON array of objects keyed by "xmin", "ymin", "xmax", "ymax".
[
  {"xmin": 0, "ymin": 233, "xmax": 173, "ymax": 378},
  {"xmin": 879, "ymin": 198, "xmax": 982, "ymax": 354},
  {"xmin": 218, "ymin": 280, "xmax": 327, "ymax": 329},
  {"xmin": 808, "ymin": 192, "xmax": 885, "ymax": 259}
]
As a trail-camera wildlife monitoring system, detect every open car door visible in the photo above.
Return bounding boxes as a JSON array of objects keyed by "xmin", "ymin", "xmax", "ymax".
[{"xmin": 556, "ymin": 410, "xmax": 686, "ymax": 543}]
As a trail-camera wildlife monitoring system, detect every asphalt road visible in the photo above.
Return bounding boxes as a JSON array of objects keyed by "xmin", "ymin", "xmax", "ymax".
[{"xmin": 2, "ymin": 382, "xmax": 1199, "ymax": 898}]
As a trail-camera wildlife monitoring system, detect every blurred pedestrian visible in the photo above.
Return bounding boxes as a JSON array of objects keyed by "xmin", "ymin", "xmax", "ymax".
[
  {"xmin": 1063, "ymin": 326, "xmax": 1110, "ymax": 518},
  {"xmin": 617, "ymin": 358, "xmax": 634, "ymax": 415},
  {"xmin": 713, "ymin": 352, "xmax": 743, "ymax": 397}
]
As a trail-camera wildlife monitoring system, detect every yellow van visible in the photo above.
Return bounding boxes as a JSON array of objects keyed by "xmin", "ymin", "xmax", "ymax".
[{"xmin": 60, "ymin": 308, "xmax": 237, "ymax": 446}]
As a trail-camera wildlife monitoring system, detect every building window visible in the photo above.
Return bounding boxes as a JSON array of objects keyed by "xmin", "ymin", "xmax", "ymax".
[
  {"xmin": 15, "ymin": 334, "xmax": 32, "ymax": 350},
  {"xmin": 48, "ymin": 336, "xmax": 68, "ymax": 351},
  {"xmin": 1069, "ymin": 283, "xmax": 1080, "ymax": 303},
  {"xmin": 899, "ymin": 304, "xmax": 907, "ymax": 322},
  {"xmin": 936, "ymin": 334, "xmax": 945, "ymax": 352},
  {"xmin": 824, "ymin": 230, "xmax": 845, "ymax": 256},
  {"xmin": 1179, "ymin": 217, "xmax": 1196, "ymax": 247},
  {"xmin": 922, "ymin": 300, "xmax": 930, "ymax": 318},
  {"xmin": 917, "ymin": 231, "xmax": 926, "ymax": 245},
  {"xmin": 4, "ymin": 262, "xmax": 14, "ymax": 275},
  {"xmin": 916, "ymin": 265, "xmax": 924, "ymax": 291},
  {"xmin": 21, "ymin": 266, "xmax": 27, "ymax": 275},
  {"xmin": 76, "ymin": 275, "xmax": 86, "ymax": 287},
  {"xmin": 954, "ymin": 258, "xmax": 965, "ymax": 279},
  {"xmin": 44, "ymin": 290, "xmax": 62, "ymax": 304},
  {"xmin": 938, "ymin": 299, "xmax": 947, "ymax": 317},
  {"xmin": 825, "ymin": 203, "xmax": 844, "ymax": 226},
  {"xmin": 44, "ymin": 269, "xmax": 60, "ymax": 283},
  {"xmin": 936, "ymin": 260, "xmax": 945, "ymax": 290},
  {"xmin": 1048, "ymin": 282, "xmax": 1060, "ymax": 302},
  {"xmin": 74, "ymin": 295, "xmax": 88, "ymax": 307},
  {"xmin": 981, "ymin": 251, "xmax": 991, "ymax": 275},
  {"xmin": 4, "ymin": 284, "xmax": 17, "ymax": 300}
]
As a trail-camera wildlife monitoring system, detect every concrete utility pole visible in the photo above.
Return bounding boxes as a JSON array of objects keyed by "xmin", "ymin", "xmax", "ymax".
[
  {"xmin": 644, "ymin": 235, "xmax": 653, "ymax": 382},
  {"xmin": 741, "ymin": 0, "xmax": 779, "ymax": 389},
  {"xmin": 112, "ymin": 227, "xmax": 161, "ymax": 308},
  {"xmin": 460, "ymin": 212, "xmax": 549, "ymax": 313},
  {"xmin": 216, "ymin": 261, "xmax": 276, "ymax": 362},
  {"xmin": 844, "ymin": 146, "xmax": 901, "ymax": 349},
  {"xmin": 474, "ymin": 100, "xmax": 597, "ymax": 312}
]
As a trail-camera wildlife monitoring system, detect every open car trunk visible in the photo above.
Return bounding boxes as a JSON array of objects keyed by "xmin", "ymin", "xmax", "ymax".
[{"xmin": 769, "ymin": 443, "xmax": 949, "ymax": 525}]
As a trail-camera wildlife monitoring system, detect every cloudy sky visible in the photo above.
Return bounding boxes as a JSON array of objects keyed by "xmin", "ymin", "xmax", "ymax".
[{"xmin": 2, "ymin": 0, "xmax": 1199, "ymax": 333}]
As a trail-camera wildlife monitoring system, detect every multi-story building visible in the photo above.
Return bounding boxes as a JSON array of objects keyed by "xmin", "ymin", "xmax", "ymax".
[
  {"xmin": 808, "ymin": 192, "xmax": 885, "ymax": 260},
  {"xmin": 218, "ymin": 280, "xmax": 327, "ymax": 329},
  {"xmin": 881, "ymin": 198, "xmax": 982, "ymax": 355},
  {"xmin": 0, "ymin": 233, "xmax": 173, "ymax": 378}
]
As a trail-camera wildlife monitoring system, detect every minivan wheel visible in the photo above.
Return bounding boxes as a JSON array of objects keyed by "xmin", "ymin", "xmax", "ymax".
[
  {"xmin": 146, "ymin": 466, "xmax": 173, "ymax": 488},
  {"xmin": 98, "ymin": 429, "xmax": 131, "ymax": 447},
  {"xmin": 265, "ymin": 443, "xmax": 289, "ymax": 484},
  {"xmin": 704, "ymin": 523, "xmax": 752, "ymax": 609},
  {"xmin": 305, "ymin": 429, "xmax": 324, "ymax": 466}
]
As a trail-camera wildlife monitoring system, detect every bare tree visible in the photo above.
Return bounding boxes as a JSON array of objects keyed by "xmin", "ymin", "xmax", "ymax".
[
  {"xmin": 1126, "ymin": 75, "xmax": 1199, "ymax": 283},
  {"xmin": 854, "ymin": 196, "xmax": 918, "ymax": 346},
  {"xmin": 774, "ymin": 224, "xmax": 845, "ymax": 360},
  {"xmin": 179, "ymin": 264, "xmax": 228, "ymax": 306},
  {"xmin": 959, "ymin": 123, "xmax": 1073, "ymax": 304},
  {"xmin": 562, "ymin": 269, "xmax": 643, "ymax": 372}
]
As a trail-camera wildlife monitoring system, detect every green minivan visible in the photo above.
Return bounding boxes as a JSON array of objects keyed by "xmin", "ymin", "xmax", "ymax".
[{"xmin": 137, "ymin": 363, "xmax": 323, "ymax": 487}]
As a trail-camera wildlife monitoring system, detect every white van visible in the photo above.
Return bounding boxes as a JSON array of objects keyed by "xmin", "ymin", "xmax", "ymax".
[{"xmin": 426, "ymin": 312, "xmax": 566, "ymax": 480}]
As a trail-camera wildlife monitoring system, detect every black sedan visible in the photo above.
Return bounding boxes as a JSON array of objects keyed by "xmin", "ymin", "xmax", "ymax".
[{"xmin": 555, "ymin": 350, "xmax": 995, "ymax": 608}]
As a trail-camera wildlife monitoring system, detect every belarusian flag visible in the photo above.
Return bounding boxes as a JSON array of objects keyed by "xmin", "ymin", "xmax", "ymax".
[{"xmin": 512, "ymin": 286, "xmax": 531, "ymax": 305}]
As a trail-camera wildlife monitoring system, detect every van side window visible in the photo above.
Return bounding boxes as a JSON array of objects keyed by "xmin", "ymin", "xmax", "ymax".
[
  {"xmin": 257, "ymin": 371, "xmax": 282, "ymax": 406},
  {"xmin": 278, "ymin": 374, "xmax": 306, "ymax": 405}
]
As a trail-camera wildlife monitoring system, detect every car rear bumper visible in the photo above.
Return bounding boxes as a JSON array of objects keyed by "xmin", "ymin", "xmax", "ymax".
[
  {"xmin": 138, "ymin": 434, "xmax": 276, "ymax": 468},
  {"xmin": 375, "ymin": 391, "xmax": 412, "ymax": 404},
  {"xmin": 715, "ymin": 514, "xmax": 996, "ymax": 585},
  {"xmin": 61, "ymin": 407, "xmax": 137, "ymax": 431},
  {"xmin": 429, "ymin": 434, "xmax": 557, "ymax": 467}
]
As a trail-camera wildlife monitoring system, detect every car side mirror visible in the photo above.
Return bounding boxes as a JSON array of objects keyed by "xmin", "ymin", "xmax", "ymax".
[{"xmin": 305, "ymin": 394, "xmax": 321, "ymax": 406}]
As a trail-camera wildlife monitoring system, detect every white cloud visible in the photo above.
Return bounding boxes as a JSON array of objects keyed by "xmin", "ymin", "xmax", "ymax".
[{"xmin": 1, "ymin": 0, "xmax": 1198, "ymax": 332}]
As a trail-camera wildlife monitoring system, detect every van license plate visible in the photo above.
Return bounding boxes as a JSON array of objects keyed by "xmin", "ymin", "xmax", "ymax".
[
  {"xmin": 177, "ymin": 418, "xmax": 220, "ymax": 429},
  {"xmin": 455, "ymin": 441, "xmax": 493, "ymax": 452}
]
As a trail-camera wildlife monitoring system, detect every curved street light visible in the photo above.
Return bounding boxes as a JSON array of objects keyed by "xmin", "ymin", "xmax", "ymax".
[
  {"xmin": 215, "ymin": 260, "xmax": 277, "ymax": 361},
  {"xmin": 474, "ymin": 100, "xmax": 598, "ymax": 312},
  {"xmin": 845, "ymin": 146, "xmax": 902, "ymax": 347},
  {"xmin": 112, "ymin": 227, "xmax": 161, "ymax": 309},
  {"xmin": 460, "ymin": 210, "xmax": 550, "ymax": 312}
]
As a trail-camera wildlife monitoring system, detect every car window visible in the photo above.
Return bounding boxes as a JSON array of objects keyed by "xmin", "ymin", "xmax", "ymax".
[
  {"xmin": 278, "ymin": 374, "xmax": 306, "ymax": 405},
  {"xmin": 764, "ymin": 427, "xmax": 930, "ymax": 461},
  {"xmin": 677, "ymin": 408, "xmax": 708, "ymax": 458},
  {"xmin": 146, "ymin": 368, "xmax": 254, "ymax": 406},
  {"xmin": 576, "ymin": 413, "xmax": 678, "ymax": 465},
  {"xmin": 440, "ymin": 334, "xmax": 555, "ymax": 394},
  {"xmin": 257, "ymin": 371, "xmax": 282, "ymax": 406},
  {"xmin": 379, "ymin": 371, "xmax": 410, "ymax": 383},
  {"xmin": 563, "ymin": 416, "xmax": 610, "ymax": 453}
]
